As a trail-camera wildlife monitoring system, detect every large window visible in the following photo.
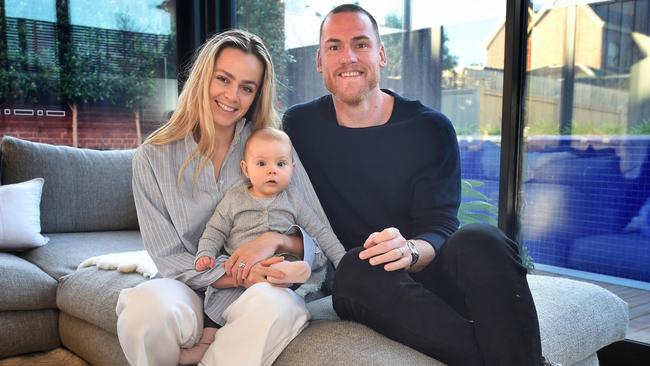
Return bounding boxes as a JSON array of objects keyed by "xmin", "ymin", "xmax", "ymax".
[
  {"xmin": 237, "ymin": 0, "xmax": 507, "ymax": 228},
  {"xmin": 520, "ymin": 0, "xmax": 650, "ymax": 341},
  {"xmin": 0, "ymin": 0, "xmax": 177, "ymax": 149}
]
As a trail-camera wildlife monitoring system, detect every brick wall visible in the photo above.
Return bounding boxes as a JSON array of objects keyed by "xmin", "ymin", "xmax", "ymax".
[
  {"xmin": 0, "ymin": 114, "xmax": 73, "ymax": 146},
  {"xmin": 1, "ymin": 105, "xmax": 164, "ymax": 150}
]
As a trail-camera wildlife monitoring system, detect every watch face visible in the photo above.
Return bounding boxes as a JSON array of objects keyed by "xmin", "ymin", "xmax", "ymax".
[{"xmin": 407, "ymin": 241, "xmax": 419, "ymax": 265}]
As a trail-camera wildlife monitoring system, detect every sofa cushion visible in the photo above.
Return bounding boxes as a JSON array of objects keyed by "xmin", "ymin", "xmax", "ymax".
[
  {"xmin": 58, "ymin": 267, "xmax": 147, "ymax": 335},
  {"xmin": 0, "ymin": 136, "xmax": 137, "ymax": 233},
  {"xmin": 59, "ymin": 311, "xmax": 129, "ymax": 366},
  {"xmin": 530, "ymin": 275, "xmax": 628, "ymax": 366},
  {"xmin": 276, "ymin": 320, "xmax": 442, "ymax": 366},
  {"xmin": 18, "ymin": 231, "xmax": 143, "ymax": 280},
  {"xmin": 285, "ymin": 274, "xmax": 627, "ymax": 366},
  {"xmin": 0, "ymin": 309, "xmax": 60, "ymax": 358},
  {"xmin": 0, "ymin": 252, "xmax": 57, "ymax": 311}
]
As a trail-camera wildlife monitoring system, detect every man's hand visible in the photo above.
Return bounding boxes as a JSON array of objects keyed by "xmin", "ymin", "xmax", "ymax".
[{"xmin": 359, "ymin": 227, "xmax": 411, "ymax": 271}]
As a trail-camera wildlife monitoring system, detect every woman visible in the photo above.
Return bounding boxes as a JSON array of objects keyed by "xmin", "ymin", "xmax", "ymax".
[{"xmin": 116, "ymin": 30, "xmax": 335, "ymax": 366}]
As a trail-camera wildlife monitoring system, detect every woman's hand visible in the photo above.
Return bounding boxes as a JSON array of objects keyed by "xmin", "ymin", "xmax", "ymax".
[
  {"xmin": 241, "ymin": 257, "xmax": 287, "ymax": 288},
  {"xmin": 224, "ymin": 232, "xmax": 290, "ymax": 283}
]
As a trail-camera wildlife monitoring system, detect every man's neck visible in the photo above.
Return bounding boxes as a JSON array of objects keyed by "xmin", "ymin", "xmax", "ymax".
[{"xmin": 333, "ymin": 89, "xmax": 394, "ymax": 128}]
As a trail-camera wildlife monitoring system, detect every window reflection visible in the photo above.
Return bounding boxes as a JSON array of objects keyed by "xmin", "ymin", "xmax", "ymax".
[
  {"xmin": 521, "ymin": 0, "xmax": 650, "ymax": 295},
  {"xmin": 1, "ymin": 0, "xmax": 177, "ymax": 149},
  {"xmin": 4, "ymin": 0, "xmax": 55, "ymax": 22}
]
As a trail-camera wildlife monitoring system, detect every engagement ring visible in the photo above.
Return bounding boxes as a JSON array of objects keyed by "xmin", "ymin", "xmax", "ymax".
[{"xmin": 239, "ymin": 261, "xmax": 246, "ymax": 269}]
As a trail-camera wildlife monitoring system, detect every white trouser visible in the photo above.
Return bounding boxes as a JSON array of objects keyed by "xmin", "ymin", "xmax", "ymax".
[
  {"xmin": 201, "ymin": 282, "xmax": 310, "ymax": 366},
  {"xmin": 116, "ymin": 279, "xmax": 310, "ymax": 366}
]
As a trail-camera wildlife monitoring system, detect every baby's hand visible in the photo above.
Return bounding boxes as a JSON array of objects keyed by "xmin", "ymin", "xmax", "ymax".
[
  {"xmin": 268, "ymin": 260, "xmax": 311, "ymax": 284},
  {"xmin": 195, "ymin": 256, "xmax": 216, "ymax": 272}
]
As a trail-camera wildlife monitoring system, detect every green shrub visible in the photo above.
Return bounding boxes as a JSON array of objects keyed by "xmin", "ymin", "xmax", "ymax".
[{"xmin": 459, "ymin": 179, "xmax": 535, "ymax": 271}]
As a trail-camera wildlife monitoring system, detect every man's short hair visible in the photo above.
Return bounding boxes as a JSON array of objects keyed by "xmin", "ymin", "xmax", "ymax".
[{"xmin": 319, "ymin": 4, "xmax": 381, "ymax": 43}]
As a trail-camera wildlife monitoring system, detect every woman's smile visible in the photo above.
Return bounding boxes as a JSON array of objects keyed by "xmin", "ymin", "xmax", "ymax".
[{"xmin": 216, "ymin": 101, "xmax": 237, "ymax": 112}]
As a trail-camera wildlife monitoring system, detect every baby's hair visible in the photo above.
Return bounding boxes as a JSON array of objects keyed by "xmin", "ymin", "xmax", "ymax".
[{"xmin": 244, "ymin": 127, "xmax": 294, "ymax": 160}]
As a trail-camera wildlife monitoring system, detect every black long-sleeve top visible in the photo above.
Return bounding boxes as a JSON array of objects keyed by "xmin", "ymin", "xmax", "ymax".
[{"xmin": 283, "ymin": 89, "xmax": 460, "ymax": 252}]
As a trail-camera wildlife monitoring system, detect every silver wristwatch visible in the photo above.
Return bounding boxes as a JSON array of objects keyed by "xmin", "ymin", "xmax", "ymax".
[{"xmin": 406, "ymin": 240, "xmax": 420, "ymax": 267}]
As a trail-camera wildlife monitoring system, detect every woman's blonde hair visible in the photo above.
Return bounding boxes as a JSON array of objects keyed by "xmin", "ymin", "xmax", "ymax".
[{"xmin": 144, "ymin": 29, "xmax": 280, "ymax": 184}]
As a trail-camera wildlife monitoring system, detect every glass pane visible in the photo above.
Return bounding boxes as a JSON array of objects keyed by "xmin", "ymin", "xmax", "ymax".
[
  {"xmin": 5, "ymin": 0, "xmax": 56, "ymax": 21},
  {"xmin": 237, "ymin": 0, "xmax": 507, "ymax": 226},
  {"xmin": 521, "ymin": 0, "xmax": 650, "ymax": 341},
  {"xmin": 1, "ymin": 0, "xmax": 177, "ymax": 150}
]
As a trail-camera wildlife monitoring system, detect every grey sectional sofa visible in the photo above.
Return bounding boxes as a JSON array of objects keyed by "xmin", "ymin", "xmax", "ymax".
[{"xmin": 0, "ymin": 136, "xmax": 630, "ymax": 366}]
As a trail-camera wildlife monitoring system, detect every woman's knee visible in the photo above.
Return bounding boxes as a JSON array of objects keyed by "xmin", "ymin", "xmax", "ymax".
[
  {"xmin": 116, "ymin": 278, "xmax": 203, "ymax": 348},
  {"xmin": 240, "ymin": 283, "xmax": 309, "ymax": 327}
]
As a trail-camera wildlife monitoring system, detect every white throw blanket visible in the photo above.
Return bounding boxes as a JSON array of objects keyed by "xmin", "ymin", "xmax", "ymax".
[
  {"xmin": 77, "ymin": 251, "xmax": 327, "ymax": 296},
  {"xmin": 78, "ymin": 250, "xmax": 158, "ymax": 278}
]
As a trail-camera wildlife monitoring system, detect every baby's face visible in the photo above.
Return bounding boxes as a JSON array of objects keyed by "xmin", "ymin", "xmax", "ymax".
[{"xmin": 242, "ymin": 138, "xmax": 294, "ymax": 198}]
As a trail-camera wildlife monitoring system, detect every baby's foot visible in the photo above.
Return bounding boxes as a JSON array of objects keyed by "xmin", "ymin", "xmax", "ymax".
[
  {"xmin": 179, "ymin": 327, "xmax": 218, "ymax": 365},
  {"xmin": 269, "ymin": 260, "xmax": 311, "ymax": 284}
]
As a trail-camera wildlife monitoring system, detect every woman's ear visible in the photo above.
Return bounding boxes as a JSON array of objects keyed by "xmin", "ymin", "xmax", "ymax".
[{"xmin": 240, "ymin": 160, "xmax": 249, "ymax": 178}]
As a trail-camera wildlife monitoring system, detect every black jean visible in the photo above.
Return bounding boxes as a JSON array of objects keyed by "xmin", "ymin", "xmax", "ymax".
[{"xmin": 332, "ymin": 224, "xmax": 542, "ymax": 366}]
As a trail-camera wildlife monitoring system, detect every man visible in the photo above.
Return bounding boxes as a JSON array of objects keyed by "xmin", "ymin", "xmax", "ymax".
[{"xmin": 283, "ymin": 4, "xmax": 548, "ymax": 366}]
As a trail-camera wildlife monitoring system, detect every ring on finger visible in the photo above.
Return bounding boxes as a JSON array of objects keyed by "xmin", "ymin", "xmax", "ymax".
[
  {"xmin": 397, "ymin": 247, "xmax": 405, "ymax": 257},
  {"xmin": 239, "ymin": 261, "xmax": 246, "ymax": 269}
]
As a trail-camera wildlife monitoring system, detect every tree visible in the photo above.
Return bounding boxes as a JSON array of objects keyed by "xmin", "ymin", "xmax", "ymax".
[
  {"xmin": 382, "ymin": 13, "xmax": 403, "ymax": 79},
  {"xmin": 58, "ymin": 50, "xmax": 113, "ymax": 146},
  {"xmin": 237, "ymin": 0, "xmax": 294, "ymax": 110},
  {"xmin": 56, "ymin": 0, "xmax": 112, "ymax": 147},
  {"xmin": 0, "ymin": 14, "xmax": 59, "ymax": 107},
  {"xmin": 1, "ymin": 54, "xmax": 58, "ymax": 105},
  {"xmin": 441, "ymin": 31, "xmax": 458, "ymax": 71},
  {"xmin": 114, "ymin": 13, "xmax": 159, "ymax": 144},
  {"xmin": 381, "ymin": 12, "xmax": 458, "ymax": 82},
  {"xmin": 0, "ymin": 1, "xmax": 7, "ymax": 102},
  {"xmin": 113, "ymin": 37, "xmax": 158, "ymax": 144}
]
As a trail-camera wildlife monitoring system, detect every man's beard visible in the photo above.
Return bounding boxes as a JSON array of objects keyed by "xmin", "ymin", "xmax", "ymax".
[{"xmin": 324, "ymin": 68, "xmax": 379, "ymax": 106}]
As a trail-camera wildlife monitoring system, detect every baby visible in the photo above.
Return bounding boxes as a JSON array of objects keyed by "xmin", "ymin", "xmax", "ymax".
[
  {"xmin": 194, "ymin": 127, "xmax": 338, "ymax": 281},
  {"xmin": 181, "ymin": 128, "xmax": 345, "ymax": 364}
]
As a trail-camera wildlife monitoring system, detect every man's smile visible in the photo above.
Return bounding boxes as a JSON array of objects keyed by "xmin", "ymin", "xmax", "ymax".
[{"xmin": 339, "ymin": 71, "xmax": 363, "ymax": 78}]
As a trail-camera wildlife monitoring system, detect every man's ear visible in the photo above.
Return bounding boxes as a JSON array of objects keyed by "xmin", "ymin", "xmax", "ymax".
[
  {"xmin": 379, "ymin": 43, "xmax": 387, "ymax": 68},
  {"xmin": 240, "ymin": 160, "xmax": 249, "ymax": 178},
  {"xmin": 316, "ymin": 48, "xmax": 323, "ymax": 73}
]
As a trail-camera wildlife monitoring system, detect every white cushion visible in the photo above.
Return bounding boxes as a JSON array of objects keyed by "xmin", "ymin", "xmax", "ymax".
[{"xmin": 0, "ymin": 178, "xmax": 49, "ymax": 250}]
